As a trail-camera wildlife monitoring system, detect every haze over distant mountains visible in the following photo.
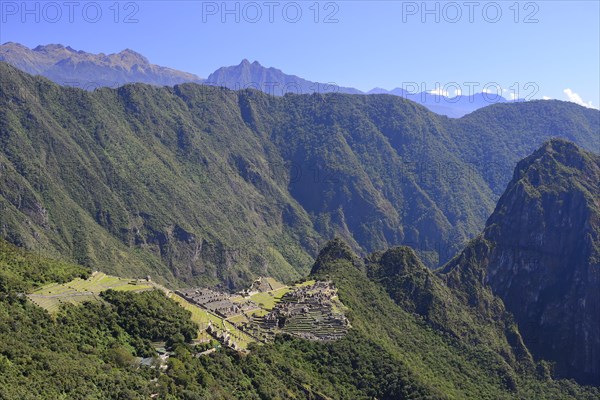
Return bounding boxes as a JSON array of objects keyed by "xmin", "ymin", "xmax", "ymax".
[
  {"xmin": 205, "ymin": 58, "xmax": 363, "ymax": 95},
  {"xmin": 1, "ymin": 42, "xmax": 518, "ymax": 117},
  {"xmin": 0, "ymin": 42, "xmax": 204, "ymax": 88}
]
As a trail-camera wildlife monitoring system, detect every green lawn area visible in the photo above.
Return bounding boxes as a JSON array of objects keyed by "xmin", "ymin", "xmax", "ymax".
[
  {"xmin": 247, "ymin": 308, "xmax": 269, "ymax": 317},
  {"xmin": 247, "ymin": 280, "xmax": 315, "ymax": 310},
  {"xmin": 296, "ymin": 279, "xmax": 316, "ymax": 288},
  {"xmin": 112, "ymin": 283, "xmax": 155, "ymax": 292},
  {"xmin": 229, "ymin": 295, "xmax": 245, "ymax": 303},
  {"xmin": 170, "ymin": 293, "xmax": 213, "ymax": 327},
  {"xmin": 265, "ymin": 277, "xmax": 286, "ymax": 290},
  {"xmin": 28, "ymin": 272, "xmax": 154, "ymax": 313},
  {"xmin": 249, "ymin": 287, "xmax": 290, "ymax": 310},
  {"xmin": 29, "ymin": 293, "xmax": 98, "ymax": 313}
]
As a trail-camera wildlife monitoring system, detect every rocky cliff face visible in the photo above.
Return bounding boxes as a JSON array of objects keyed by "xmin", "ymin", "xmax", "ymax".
[{"xmin": 481, "ymin": 139, "xmax": 600, "ymax": 384}]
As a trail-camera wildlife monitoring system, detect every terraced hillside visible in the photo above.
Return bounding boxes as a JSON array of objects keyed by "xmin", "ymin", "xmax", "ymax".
[
  {"xmin": 259, "ymin": 281, "xmax": 349, "ymax": 341},
  {"xmin": 28, "ymin": 272, "xmax": 154, "ymax": 313},
  {"xmin": 2, "ymin": 232, "xmax": 599, "ymax": 398},
  {"xmin": 27, "ymin": 271, "xmax": 256, "ymax": 349},
  {"xmin": 176, "ymin": 277, "xmax": 349, "ymax": 346}
]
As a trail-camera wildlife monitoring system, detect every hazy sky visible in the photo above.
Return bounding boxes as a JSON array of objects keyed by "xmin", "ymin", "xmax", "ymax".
[{"xmin": 2, "ymin": 1, "xmax": 599, "ymax": 107}]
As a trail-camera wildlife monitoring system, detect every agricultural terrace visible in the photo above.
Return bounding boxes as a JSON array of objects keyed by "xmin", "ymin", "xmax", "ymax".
[{"xmin": 28, "ymin": 272, "xmax": 154, "ymax": 314}]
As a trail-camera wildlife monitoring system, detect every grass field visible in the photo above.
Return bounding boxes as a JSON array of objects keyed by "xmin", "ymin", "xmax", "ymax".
[
  {"xmin": 227, "ymin": 314, "xmax": 249, "ymax": 325},
  {"xmin": 249, "ymin": 287, "xmax": 290, "ymax": 310},
  {"xmin": 249, "ymin": 279, "xmax": 317, "ymax": 310},
  {"xmin": 248, "ymin": 308, "xmax": 269, "ymax": 317},
  {"xmin": 265, "ymin": 277, "xmax": 286, "ymax": 290},
  {"xmin": 28, "ymin": 272, "xmax": 154, "ymax": 313},
  {"xmin": 298, "ymin": 280, "xmax": 317, "ymax": 287},
  {"xmin": 29, "ymin": 293, "xmax": 99, "ymax": 314}
]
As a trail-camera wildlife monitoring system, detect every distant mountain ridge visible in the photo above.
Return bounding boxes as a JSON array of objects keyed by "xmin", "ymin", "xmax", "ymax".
[
  {"xmin": 0, "ymin": 42, "xmax": 204, "ymax": 88},
  {"xmin": 2, "ymin": 42, "xmax": 519, "ymax": 117},
  {"xmin": 368, "ymin": 87, "xmax": 519, "ymax": 117},
  {"xmin": 205, "ymin": 58, "xmax": 363, "ymax": 95},
  {"xmin": 207, "ymin": 58, "xmax": 517, "ymax": 117}
]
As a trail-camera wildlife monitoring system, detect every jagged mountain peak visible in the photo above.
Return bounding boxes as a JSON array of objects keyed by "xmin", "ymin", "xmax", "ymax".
[
  {"xmin": 206, "ymin": 58, "xmax": 363, "ymax": 95},
  {"xmin": 367, "ymin": 246, "xmax": 425, "ymax": 277},
  {"xmin": 238, "ymin": 58, "xmax": 261, "ymax": 66},
  {"xmin": 33, "ymin": 43, "xmax": 65, "ymax": 51},
  {"xmin": 464, "ymin": 140, "xmax": 600, "ymax": 385}
]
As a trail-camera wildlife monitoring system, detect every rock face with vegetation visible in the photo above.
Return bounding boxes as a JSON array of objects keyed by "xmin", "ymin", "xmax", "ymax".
[
  {"xmin": 367, "ymin": 245, "xmax": 533, "ymax": 371},
  {"xmin": 0, "ymin": 62, "xmax": 599, "ymax": 291},
  {"xmin": 477, "ymin": 139, "xmax": 600, "ymax": 385}
]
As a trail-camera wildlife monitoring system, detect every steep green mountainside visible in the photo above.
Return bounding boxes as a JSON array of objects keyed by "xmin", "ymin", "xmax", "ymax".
[
  {"xmin": 0, "ymin": 238, "xmax": 89, "ymax": 293},
  {"xmin": 302, "ymin": 239, "xmax": 598, "ymax": 398},
  {"xmin": 1, "ymin": 62, "xmax": 598, "ymax": 288},
  {"xmin": 2, "ymin": 237, "xmax": 599, "ymax": 399},
  {"xmin": 364, "ymin": 246, "xmax": 533, "ymax": 370},
  {"xmin": 442, "ymin": 139, "xmax": 600, "ymax": 385},
  {"xmin": 0, "ymin": 239, "xmax": 196, "ymax": 399},
  {"xmin": 0, "ymin": 62, "xmax": 320, "ymax": 288}
]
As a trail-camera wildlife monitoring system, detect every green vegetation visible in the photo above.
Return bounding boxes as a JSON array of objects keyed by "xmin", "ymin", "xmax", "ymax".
[
  {"xmin": 0, "ymin": 239, "xmax": 89, "ymax": 293},
  {"xmin": 308, "ymin": 239, "xmax": 599, "ymax": 399},
  {"xmin": 169, "ymin": 292, "xmax": 257, "ymax": 349},
  {"xmin": 25, "ymin": 270, "xmax": 319, "ymax": 351},
  {"xmin": 248, "ymin": 287, "xmax": 289, "ymax": 310},
  {"xmin": 462, "ymin": 139, "xmax": 600, "ymax": 385},
  {"xmin": 366, "ymin": 245, "xmax": 533, "ymax": 370},
  {"xmin": 28, "ymin": 272, "xmax": 154, "ymax": 313},
  {"xmin": 100, "ymin": 290, "xmax": 198, "ymax": 343},
  {"xmin": 1, "ymin": 62, "xmax": 598, "ymax": 291},
  {"xmin": 0, "ymin": 64, "xmax": 599, "ymax": 398},
  {"xmin": 1, "ymin": 226, "xmax": 599, "ymax": 398}
]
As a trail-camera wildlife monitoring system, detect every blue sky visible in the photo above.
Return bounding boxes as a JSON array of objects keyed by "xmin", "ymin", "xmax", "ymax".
[{"xmin": 1, "ymin": 1, "xmax": 599, "ymax": 107}]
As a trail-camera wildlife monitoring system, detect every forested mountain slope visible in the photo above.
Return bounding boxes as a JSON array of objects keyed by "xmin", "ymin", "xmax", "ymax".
[{"xmin": 0, "ymin": 62, "xmax": 598, "ymax": 288}]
